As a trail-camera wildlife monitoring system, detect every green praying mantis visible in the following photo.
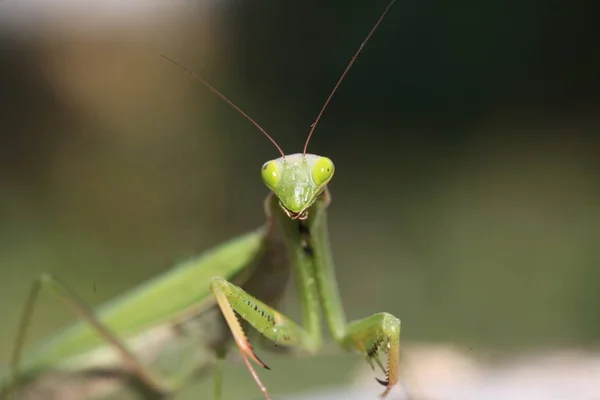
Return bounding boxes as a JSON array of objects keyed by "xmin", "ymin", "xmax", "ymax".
[{"xmin": 0, "ymin": 1, "xmax": 400, "ymax": 399}]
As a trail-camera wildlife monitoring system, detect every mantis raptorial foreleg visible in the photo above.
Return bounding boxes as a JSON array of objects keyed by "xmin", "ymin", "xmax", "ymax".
[
  {"xmin": 210, "ymin": 193, "xmax": 401, "ymax": 400},
  {"xmin": 210, "ymin": 277, "xmax": 319, "ymax": 400},
  {"xmin": 7, "ymin": 274, "xmax": 191, "ymax": 399}
]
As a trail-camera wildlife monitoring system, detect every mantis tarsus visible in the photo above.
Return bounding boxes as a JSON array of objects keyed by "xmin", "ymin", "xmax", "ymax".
[{"xmin": 0, "ymin": 1, "xmax": 400, "ymax": 399}]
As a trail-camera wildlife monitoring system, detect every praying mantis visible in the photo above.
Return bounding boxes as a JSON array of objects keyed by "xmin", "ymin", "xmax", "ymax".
[{"xmin": 0, "ymin": 1, "xmax": 400, "ymax": 399}]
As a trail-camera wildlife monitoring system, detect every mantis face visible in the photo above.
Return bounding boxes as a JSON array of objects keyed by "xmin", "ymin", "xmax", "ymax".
[{"xmin": 261, "ymin": 153, "xmax": 334, "ymax": 220}]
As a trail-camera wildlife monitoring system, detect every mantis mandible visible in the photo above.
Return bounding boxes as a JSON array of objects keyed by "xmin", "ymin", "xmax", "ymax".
[{"xmin": 0, "ymin": 1, "xmax": 400, "ymax": 399}]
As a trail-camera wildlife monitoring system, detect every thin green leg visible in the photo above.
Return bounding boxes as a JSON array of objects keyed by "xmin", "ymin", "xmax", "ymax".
[
  {"xmin": 8, "ymin": 274, "xmax": 179, "ymax": 398},
  {"xmin": 213, "ymin": 347, "xmax": 228, "ymax": 400}
]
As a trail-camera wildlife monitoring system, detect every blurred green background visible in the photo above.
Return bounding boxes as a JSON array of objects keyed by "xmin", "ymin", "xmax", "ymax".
[{"xmin": 0, "ymin": 0, "xmax": 599, "ymax": 398}]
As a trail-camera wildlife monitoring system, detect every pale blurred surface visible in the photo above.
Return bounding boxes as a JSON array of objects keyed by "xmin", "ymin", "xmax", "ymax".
[
  {"xmin": 287, "ymin": 345, "xmax": 600, "ymax": 400},
  {"xmin": 0, "ymin": 0, "xmax": 599, "ymax": 399}
]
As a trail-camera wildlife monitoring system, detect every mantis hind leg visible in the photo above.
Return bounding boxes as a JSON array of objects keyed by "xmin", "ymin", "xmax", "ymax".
[{"xmin": 7, "ymin": 273, "xmax": 179, "ymax": 399}]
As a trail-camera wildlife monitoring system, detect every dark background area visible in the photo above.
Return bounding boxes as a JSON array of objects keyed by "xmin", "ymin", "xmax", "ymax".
[{"xmin": 0, "ymin": 0, "xmax": 599, "ymax": 398}]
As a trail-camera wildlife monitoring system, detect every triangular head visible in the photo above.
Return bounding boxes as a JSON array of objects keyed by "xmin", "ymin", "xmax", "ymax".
[{"xmin": 261, "ymin": 153, "xmax": 334, "ymax": 220}]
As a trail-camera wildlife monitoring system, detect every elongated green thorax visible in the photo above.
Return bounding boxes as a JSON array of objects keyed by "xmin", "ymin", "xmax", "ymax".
[{"xmin": 261, "ymin": 153, "xmax": 334, "ymax": 219}]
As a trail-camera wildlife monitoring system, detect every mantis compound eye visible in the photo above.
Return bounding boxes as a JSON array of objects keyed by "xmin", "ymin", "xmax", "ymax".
[
  {"xmin": 261, "ymin": 160, "xmax": 280, "ymax": 191},
  {"xmin": 311, "ymin": 157, "xmax": 334, "ymax": 187}
]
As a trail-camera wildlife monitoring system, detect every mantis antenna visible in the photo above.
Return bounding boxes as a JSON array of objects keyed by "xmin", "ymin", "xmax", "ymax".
[
  {"xmin": 303, "ymin": 0, "xmax": 396, "ymax": 155},
  {"xmin": 163, "ymin": 0, "xmax": 396, "ymax": 159},
  {"xmin": 161, "ymin": 55, "xmax": 286, "ymax": 159}
]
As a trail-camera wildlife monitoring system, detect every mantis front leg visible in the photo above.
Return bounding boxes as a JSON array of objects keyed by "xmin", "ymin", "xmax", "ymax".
[
  {"xmin": 210, "ymin": 277, "xmax": 321, "ymax": 400},
  {"xmin": 210, "ymin": 193, "xmax": 400, "ymax": 399},
  {"xmin": 299, "ymin": 193, "xmax": 401, "ymax": 397}
]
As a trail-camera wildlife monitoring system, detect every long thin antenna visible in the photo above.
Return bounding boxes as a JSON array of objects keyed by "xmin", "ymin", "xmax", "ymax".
[
  {"xmin": 161, "ymin": 55, "xmax": 286, "ymax": 158},
  {"xmin": 302, "ymin": 0, "xmax": 396, "ymax": 155}
]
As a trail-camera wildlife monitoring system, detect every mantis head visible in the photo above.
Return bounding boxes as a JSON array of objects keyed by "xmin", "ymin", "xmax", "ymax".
[{"xmin": 262, "ymin": 153, "xmax": 334, "ymax": 220}]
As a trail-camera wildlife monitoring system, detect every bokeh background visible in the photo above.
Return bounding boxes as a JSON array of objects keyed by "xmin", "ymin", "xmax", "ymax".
[{"xmin": 0, "ymin": 0, "xmax": 599, "ymax": 399}]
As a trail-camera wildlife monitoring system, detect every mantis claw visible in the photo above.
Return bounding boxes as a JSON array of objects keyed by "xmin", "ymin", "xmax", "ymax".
[
  {"xmin": 253, "ymin": 352, "xmax": 271, "ymax": 371},
  {"xmin": 245, "ymin": 343, "xmax": 270, "ymax": 370},
  {"xmin": 233, "ymin": 326, "xmax": 271, "ymax": 371},
  {"xmin": 356, "ymin": 313, "xmax": 399, "ymax": 398},
  {"xmin": 376, "ymin": 377, "xmax": 389, "ymax": 386}
]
